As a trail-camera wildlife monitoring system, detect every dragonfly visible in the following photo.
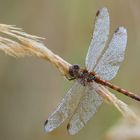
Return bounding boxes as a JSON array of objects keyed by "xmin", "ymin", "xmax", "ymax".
[{"xmin": 44, "ymin": 7, "xmax": 140, "ymax": 135}]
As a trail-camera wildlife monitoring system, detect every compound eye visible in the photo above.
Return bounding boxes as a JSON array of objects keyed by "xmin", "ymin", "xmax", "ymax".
[
  {"xmin": 73, "ymin": 64, "xmax": 80, "ymax": 70},
  {"xmin": 69, "ymin": 64, "xmax": 80, "ymax": 77}
]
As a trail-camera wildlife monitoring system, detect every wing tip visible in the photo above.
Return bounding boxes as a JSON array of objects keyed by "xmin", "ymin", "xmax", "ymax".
[
  {"xmin": 44, "ymin": 119, "xmax": 48, "ymax": 126},
  {"xmin": 44, "ymin": 119, "xmax": 50, "ymax": 132},
  {"xmin": 44, "ymin": 119, "xmax": 54, "ymax": 133},
  {"xmin": 67, "ymin": 123, "xmax": 77, "ymax": 135},
  {"xmin": 115, "ymin": 26, "xmax": 127, "ymax": 35},
  {"xmin": 67, "ymin": 123, "xmax": 70, "ymax": 130},
  {"xmin": 96, "ymin": 7, "xmax": 108, "ymax": 17}
]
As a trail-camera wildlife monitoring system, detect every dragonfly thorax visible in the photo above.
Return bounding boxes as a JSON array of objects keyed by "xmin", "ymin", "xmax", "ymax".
[{"xmin": 69, "ymin": 64, "xmax": 96, "ymax": 86}]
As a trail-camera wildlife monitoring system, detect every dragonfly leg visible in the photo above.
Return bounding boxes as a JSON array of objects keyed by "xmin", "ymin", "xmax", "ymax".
[{"xmin": 67, "ymin": 77, "xmax": 76, "ymax": 81}]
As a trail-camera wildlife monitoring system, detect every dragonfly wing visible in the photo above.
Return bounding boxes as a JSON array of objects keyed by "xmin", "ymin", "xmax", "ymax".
[
  {"xmin": 44, "ymin": 81, "xmax": 85, "ymax": 132},
  {"xmin": 67, "ymin": 83, "xmax": 103, "ymax": 135},
  {"xmin": 85, "ymin": 7, "xmax": 110, "ymax": 72},
  {"xmin": 95, "ymin": 27, "xmax": 127, "ymax": 80}
]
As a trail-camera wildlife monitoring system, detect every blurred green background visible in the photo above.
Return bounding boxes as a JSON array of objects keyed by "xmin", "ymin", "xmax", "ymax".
[{"xmin": 0, "ymin": 0, "xmax": 140, "ymax": 140}]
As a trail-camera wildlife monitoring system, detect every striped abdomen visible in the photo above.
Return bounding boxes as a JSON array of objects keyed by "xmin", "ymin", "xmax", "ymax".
[{"xmin": 94, "ymin": 76, "xmax": 140, "ymax": 102}]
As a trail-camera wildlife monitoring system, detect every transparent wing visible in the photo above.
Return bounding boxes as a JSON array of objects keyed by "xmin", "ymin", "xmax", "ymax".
[
  {"xmin": 44, "ymin": 81, "xmax": 85, "ymax": 132},
  {"xmin": 95, "ymin": 27, "xmax": 127, "ymax": 81},
  {"xmin": 85, "ymin": 7, "xmax": 110, "ymax": 72},
  {"xmin": 67, "ymin": 83, "xmax": 103, "ymax": 135}
]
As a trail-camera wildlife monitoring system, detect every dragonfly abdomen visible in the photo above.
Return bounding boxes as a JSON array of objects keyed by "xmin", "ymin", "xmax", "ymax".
[{"xmin": 94, "ymin": 77, "xmax": 140, "ymax": 101}]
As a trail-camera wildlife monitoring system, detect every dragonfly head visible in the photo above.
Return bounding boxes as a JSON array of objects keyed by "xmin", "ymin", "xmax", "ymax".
[{"xmin": 69, "ymin": 64, "xmax": 80, "ymax": 78}]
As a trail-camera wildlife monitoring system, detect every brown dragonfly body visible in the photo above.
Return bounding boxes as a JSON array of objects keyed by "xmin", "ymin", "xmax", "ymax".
[{"xmin": 69, "ymin": 64, "xmax": 140, "ymax": 102}]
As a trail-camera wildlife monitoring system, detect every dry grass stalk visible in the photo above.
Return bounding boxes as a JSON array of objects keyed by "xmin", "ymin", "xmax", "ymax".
[
  {"xmin": 0, "ymin": 24, "xmax": 71, "ymax": 77},
  {"xmin": 105, "ymin": 107, "xmax": 140, "ymax": 140},
  {"xmin": 0, "ymin": 23, "xmax": 139, "ymax": 121}
]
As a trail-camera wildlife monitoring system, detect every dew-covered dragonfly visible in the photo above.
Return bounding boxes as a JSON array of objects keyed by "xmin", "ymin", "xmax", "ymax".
[{"xmin": 44, "ymin": 7, "xmax": 140, "ymax": 135}]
